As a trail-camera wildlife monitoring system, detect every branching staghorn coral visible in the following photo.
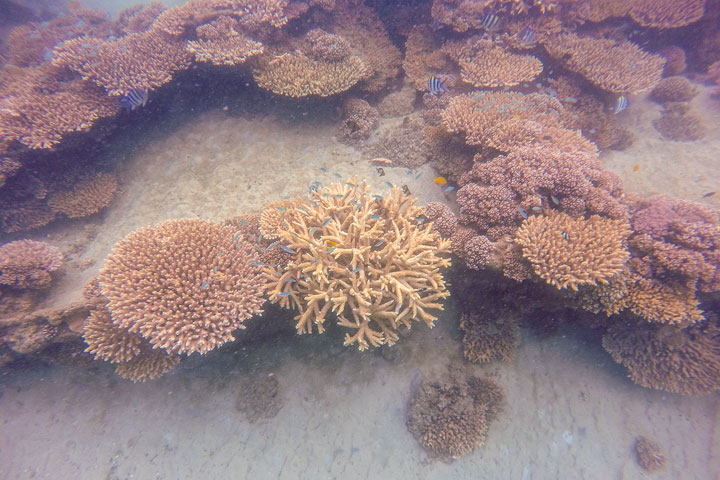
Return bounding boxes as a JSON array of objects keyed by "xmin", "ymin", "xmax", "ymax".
[
  {"xmin": 264, "ymin": 179, "xmax": 451, "ymax": 350},
  {"xmin": 98, "ymin": 219, "xmax": 265, "ymax": 356},
  {"xmin": 515, "ymin": 210, "xmax": 631, "ymax": 291}
]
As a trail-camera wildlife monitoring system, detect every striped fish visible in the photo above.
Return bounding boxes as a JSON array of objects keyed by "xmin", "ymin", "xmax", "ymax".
[
  {"xmin": 480, "ymin": 12, "xmax": 500, "ymax": 30},
  {"xmin": 120, "ymin": 88, "xmax": 148, "ymax": 111},
  {"xmin": 517, "ymin": 25, "xmax": 536, "ymax": 46},
  {"xmin": 428, "ymin": 75, "xmax": 449, "ymax": 96},
  {"xmin": 614, "ymin": 95, "xmax": 628, "ymax": 114}
]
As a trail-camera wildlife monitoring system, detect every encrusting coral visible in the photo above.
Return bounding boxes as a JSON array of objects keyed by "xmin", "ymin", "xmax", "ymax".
[
  {"xmin": 602, "ymin": 319, "xmax": 720, "ymax": 395},
  {"xmin": 47, "ymin": 173, "xmax": 118, "ymax": 218},
  {"xmin": 264, "ymin": 178, "xmax": 451, "ymax": 350},
  {"xmin": 514, "ymin": 211, "xmax": 631, "ymax": 291},
  {"xmin": 407, "ymin": 374, "xmax": 504, "ymax": 459},
  {"xmin": 98, "ymin": 219, "xmax": 266, "ymax": 356},
  {"xmin": 0, "ymin": 240, "xmax": 63, "ymax": 290}
]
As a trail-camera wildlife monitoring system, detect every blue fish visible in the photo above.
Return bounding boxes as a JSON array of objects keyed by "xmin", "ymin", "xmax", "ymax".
[
  {"xmin": 280, "ymin": 245, "xmax": 295, "ymax": 254},
  {"xmin": 550, "ymin": 194, "xmax": 559, "ymax": 206},
  {"xmin": 120, "ymin": 88, "xmax": 149, "ymax": 111},
  {"xmin": 370, "ymin": 215, "xmax": 381, "ymax": 220},
  {"xmin": 517, "ymin": 25, "xmax": 536, "ymax": 46},
  {"xmin": 375, "ymin": 239, "xmax": 385, "ymax": 247},
  {"xmin": 276, "ymin": 292, "xmax": 291, "ymax": 297},
  {"xmin": 428, "ymin": 75, "xmax": 449, "ymax": 96},
  {"xmin": 351, "ymin": 267, "xmax": 362, "ymax": 273},
  {"xmin": 517, "ymin": 206, "xmax": 528, "ymax": 219},
  {"xmin": 614, "ymin": 95, "xmax": 628, "ymax": 114},
  {"xmin": 274, "ymin": 205, "xmax": 285, "ymax": 212},
  {"xmin": 200, "ymin": 281, "xmax": 210, "ymax": 290},
  {"xmin": 322, "ymin": 217, "xmax": 332, "ymax": 226},
  {"xmin": 284, "ymin": 277, "xmax": 296, "ymax": 283},
  {"xmin": 385, "ymin": 181, "xmax": 394, "ymax": 188},
  {"xmin": 266, "ymin": 241, "xmax": 280, "ymax": 250},
  {"xmin": 239, "ymin": 220, "xmax": 249, "ymax": 225},
  {"xmin": 444, "ymin": 185, "xmax": 455, "ymax": 192}
]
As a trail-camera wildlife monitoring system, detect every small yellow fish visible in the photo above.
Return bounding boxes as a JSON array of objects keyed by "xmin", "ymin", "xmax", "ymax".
[
  {"xmin": 633, "ymin": 165, "xmax": 640, "ymax": 172},
  {"xmin": 433, "ymin": 176, "xmax": 447, "ymax": 185},
  {"xmin": 326, "ymin": 240, "xmax": 336, "ymax": 247}
]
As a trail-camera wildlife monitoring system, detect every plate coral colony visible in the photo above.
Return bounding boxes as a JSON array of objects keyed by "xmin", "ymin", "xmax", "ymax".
[{"xmin": 0, "ymin": 0, "xmax": 718, "ymax": 466}]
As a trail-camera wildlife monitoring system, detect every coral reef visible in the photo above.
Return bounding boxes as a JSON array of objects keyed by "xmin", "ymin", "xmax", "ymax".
[
  {"xmin": 460, "ymin": 311, "xmax": 519, "ymax": 363},
  {"xmin": 635, "ymin": 436, "xmax": 666, "ymax": 472},
  {"xmin": 47, "ymin": 173, "xmax": 118, "ymax": 218},
  {"xmin": 544, "ymin": 33, "xmax": 665, "ymax": 94},
  {"xmin": 602, "ymin": 319, "xmax": 720, "ymax": 395},
  {"xmin": 364, "ymin": 118, "xmax": 430, "ymax": 170},
  {"xmin": 402, "ymin": 25, "xmax": 453, "ymax": 91},
  {"xmin": 82, "ymin": 307, "xmax": 144, "ymax": 364},
  {"xmin": 98, "ymin": 219, "xmax": 266, "ymax": 355},
  {"xmin": 650, "ymin": 76, "xmax": 698, "ymax": 104},
  {"xmin": 0, "ymin": 240, "xmax": 63, "ymax": 290},
  {"xmin": 264, "ymin": 179, "xmax": 451, "ymax": 350},
  {"xmin": 407, "ymin": 374, "xmax": 504, "ymax": 459},
  {"xmin": 626, "ymin": 276, "xmax": 705, "ymax": 325},
  {"xmin": 658, "ymin": 46, "xmax": 686, "ymax": 77},
  {"xmin": 515, "ymin": 211, "xmax": 631, "ymax": 291}
]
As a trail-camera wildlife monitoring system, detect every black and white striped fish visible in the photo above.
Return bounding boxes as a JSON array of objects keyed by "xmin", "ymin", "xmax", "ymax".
[
  {"xmin": 517, "ymin": 25, "xmax": 537, "ymax": 46},
  {"xmin": 428, "ymin": 75, "xmax": 449, "ymax": 96},
  {"xmin": 480, "ymin": 12, "xmax": 500, "ymax": 30},
  {"xmin": 614, "ymin": 95, "xmax": 628, "ymax": 114},
  {"xmin": 120, "ymin": 88, "xmax": 149, "ymax": 111}
]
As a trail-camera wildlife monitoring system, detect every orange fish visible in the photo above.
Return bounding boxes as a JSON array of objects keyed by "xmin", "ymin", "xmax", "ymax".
[
  {"xmin": 633, "ymin": 165, "xmax": 640, "ymax": 172},
  {"xmin": 433, "ymin": 176, "xmax": 447, "ymax": 185}
]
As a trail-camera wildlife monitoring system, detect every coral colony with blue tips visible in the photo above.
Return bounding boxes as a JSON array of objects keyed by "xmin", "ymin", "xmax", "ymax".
[{"xmin": 0, "ymin": 0, "xmax": 718, "ymax": 478}]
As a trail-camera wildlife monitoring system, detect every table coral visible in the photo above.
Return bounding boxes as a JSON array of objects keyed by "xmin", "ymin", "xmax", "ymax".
[
  {"xmin": 98, "ymin": 219, "xmax": 266, "ymax": 356},
  {"xmin": 47, "ymin": 173, "xmax": 118, "ymax": 219},
  {"xmin": 602, "ymin": 319, "xmax": 720, "ymax": 395},
  {"xmin": 515, "ymin": 211, "xmax": 631, "ymax": 291},
  {"xmin": 544, "ymin": 33, "xmax": 665, "ymax": 94},
  {"xmin": 0, "ymin": 240, "xmax": 63, "ymax": 290},
  {"xmin": 264, "ymin": 179, "xmax": 451, "ymax": 350},
  {"xmin": 443, "ymin": 39, "xmax": 543, "ymax": 88},
  {"xmin": 186, "ymin": 16, "xmax": 264, "ymax": 66},
  {"xmin": 53, "ymin": 29, "xmax": 193, "ymax": 95},
  {"xmin": 253, "ymin": 50, "xmax": 370, "ymax": 97}
]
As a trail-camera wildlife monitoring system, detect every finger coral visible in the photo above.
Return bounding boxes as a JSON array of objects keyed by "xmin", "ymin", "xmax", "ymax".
[
  {"xmin": 544, "ymin": 33, "xmax": 665, "ymax": 94},
  {"xmin": 47, "ymin": 173, "xmax": 118, "ymax": 218},
  {"xmin": 515, "ymin": 210, "xmax": 631, "ymax": 291},
  {"xmin": 626, "ymin": 276, "xmax": 705, "ymax": 325},
  {"xmin": 98, "ymin": 219, "xmax": 266, "ymax": 355},
  {"xmin": 0, "ymin": 240, "xmax": 63, "ymax": 290},
  {"xmin": 253, "ymin": 50, "xmax": 370, "ymax": 97},
  {"xmin": 407, "ymin": 375, "xmax": 504, "ymax": 459},
  {"xmin": 602, "ymin": 319, "xmax": 720, "ymax": 395},
  {"xmin": 264, "ymin": 178, "xmax": 451, "ymax": 350}
]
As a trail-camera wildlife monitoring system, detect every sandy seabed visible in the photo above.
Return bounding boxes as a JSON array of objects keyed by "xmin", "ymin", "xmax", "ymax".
[{"xmin": 0, "ymin": 91, "xmax": 719, "ymax": 479}]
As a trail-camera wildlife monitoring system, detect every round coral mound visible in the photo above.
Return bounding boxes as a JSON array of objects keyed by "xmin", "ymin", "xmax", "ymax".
[
  {"xmin": 0, "ymin": 239, "xmax": 63, "ymax": 290},
  {"xmin": 98, "ymin": 219, "xmax": 265, "ymax": 355}
]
